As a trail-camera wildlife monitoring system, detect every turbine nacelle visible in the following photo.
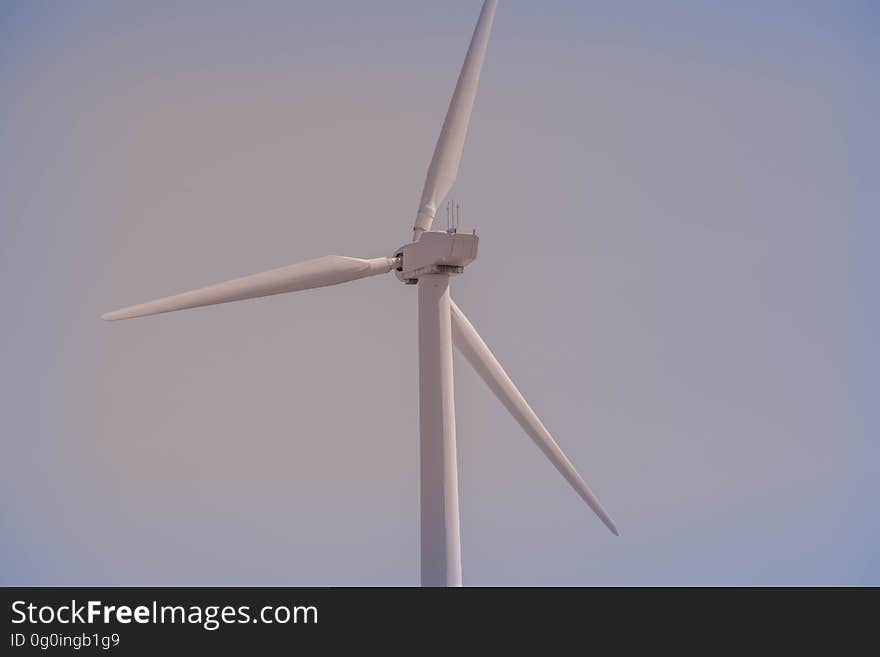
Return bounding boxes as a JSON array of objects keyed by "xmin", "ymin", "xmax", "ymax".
[{"xmin": 395, "ymin": 229, "xmax": 479, "ymax": 284}]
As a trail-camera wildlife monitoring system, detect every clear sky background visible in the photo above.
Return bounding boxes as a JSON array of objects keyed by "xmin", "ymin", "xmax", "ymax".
[{"xmin": 2, "ymin": 1, "xmax": 877, "ymax": 585}]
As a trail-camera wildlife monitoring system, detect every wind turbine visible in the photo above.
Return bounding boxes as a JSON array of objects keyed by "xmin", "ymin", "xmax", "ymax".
[{"xmin": 103, "ymin": 0, "xmax": 618, "ymax": 587}]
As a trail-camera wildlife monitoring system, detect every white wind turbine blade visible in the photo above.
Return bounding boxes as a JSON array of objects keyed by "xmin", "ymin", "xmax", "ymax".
[
  {"xmin": 102, "ymin": 255, "xmax": 395, "ymax": 321},
  {"xmin": 450, "ymin": 301, "xmax": 619, "ymax": 536},
  {"xmin": 413, "ymin": 0, "xmax": 497, "ymax": 240}
]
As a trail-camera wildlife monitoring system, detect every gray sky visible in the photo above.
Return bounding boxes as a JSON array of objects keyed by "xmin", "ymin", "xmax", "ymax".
[{"xmin": 1, "ymin": 0, "xmax": 878, "ymax": 584}]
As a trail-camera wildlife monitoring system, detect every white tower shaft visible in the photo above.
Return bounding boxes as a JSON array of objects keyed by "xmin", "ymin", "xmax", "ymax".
[{"xmin": 417, "ymin": 274, "xmax": 462, "ymax": 586}]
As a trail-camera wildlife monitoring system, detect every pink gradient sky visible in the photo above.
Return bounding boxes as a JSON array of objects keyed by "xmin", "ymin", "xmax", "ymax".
[{"xmin": 1, "ymin": 1, "xmax": 877, "ymax": 584}]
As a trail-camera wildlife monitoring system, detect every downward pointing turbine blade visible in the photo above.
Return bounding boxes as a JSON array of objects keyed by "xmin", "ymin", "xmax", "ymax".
[
  {"xmin": 450, "ymin": 301, "xmax": 619, "ymax": 536},
  {"xmin": 102, "ymin": 255, "xmax": 395, "ymax": 321},
  {"xmin": 413, "ymin": 0, "xmax": 497, "ymax": 239}
]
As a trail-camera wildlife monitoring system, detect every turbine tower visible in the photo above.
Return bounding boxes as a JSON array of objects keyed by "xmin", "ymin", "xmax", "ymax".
[{"xmin": 103, "ymin": 0, "xmax": 618, "ymax": 587}]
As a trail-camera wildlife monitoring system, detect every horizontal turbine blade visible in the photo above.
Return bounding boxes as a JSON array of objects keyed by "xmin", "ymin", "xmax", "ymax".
[
  {"xmin": 102, "ymin": 255, "xmax": 395, "ymax": 321},
  {"xmin": 413, "ymin": 0, "xmax": 497, "ymax": 239},
  {"xmin": 450, "ymin": 300, "xmax": 619, "ymax": 536}
]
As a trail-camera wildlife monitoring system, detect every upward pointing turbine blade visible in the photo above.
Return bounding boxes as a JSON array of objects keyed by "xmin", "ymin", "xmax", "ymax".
[
  {"xmin": 102, "ymin": 255, "xmax": 395, "ymax": 321},
  {"xmin": 413, "ymin": 0, "xmax": 497, "ymax": 240},
  {"xmin": 449, "ymin": 301, "xmax": 619, "ymax": 536}
]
